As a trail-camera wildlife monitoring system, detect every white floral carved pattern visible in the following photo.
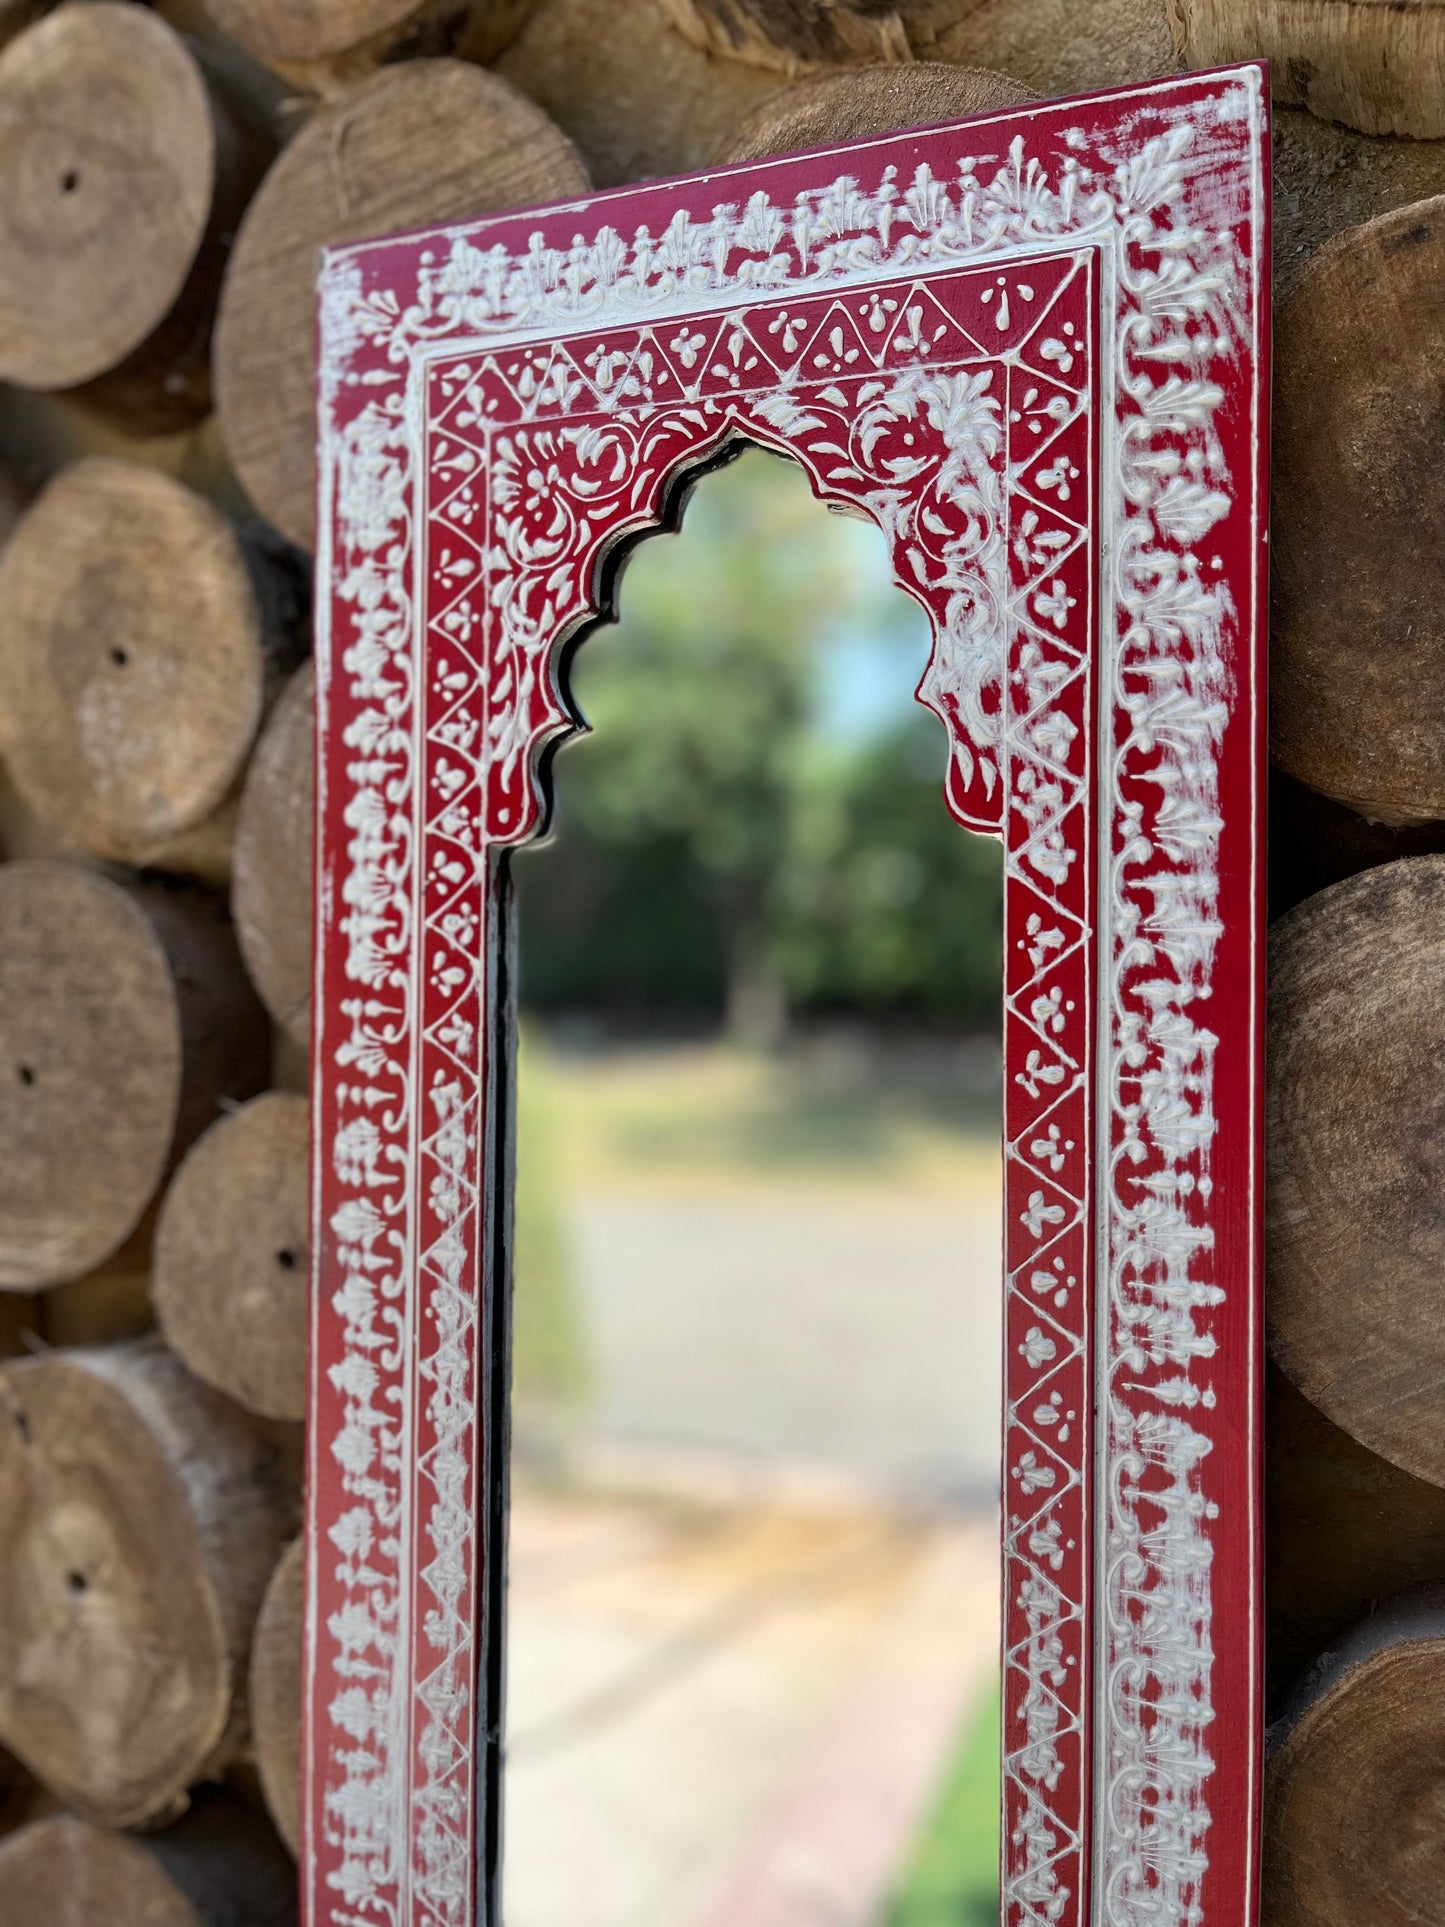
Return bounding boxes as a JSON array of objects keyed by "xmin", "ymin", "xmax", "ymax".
[{"xmin": 311, "ymin": 68, "xmax": 1266, "ymax": 1927}]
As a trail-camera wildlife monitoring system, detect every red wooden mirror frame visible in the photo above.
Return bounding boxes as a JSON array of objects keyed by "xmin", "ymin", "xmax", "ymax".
[{"xmin": 308, "ymin": 66, "xmax": 1270, "ymax": 1927}]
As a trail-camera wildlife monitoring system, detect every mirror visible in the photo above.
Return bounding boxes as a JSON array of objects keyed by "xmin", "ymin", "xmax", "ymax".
[{"xmin": 505, "ymin": 448, "xmax": 1004, "ymax": 1927}]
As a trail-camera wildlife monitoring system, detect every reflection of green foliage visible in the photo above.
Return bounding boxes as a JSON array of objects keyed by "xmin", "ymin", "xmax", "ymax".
[
  {"xmin": 511, "ymin": 1030, "xmax": 588, "ymax": 1414},
  {"xmin": 887, "ymin": 1684, "xmax": 1000, "ymax": 1927},
  {"xmin": 516, "ymin": 448, "xmax": 1003, "ymax": 1030},
  {"xmin": 770, "ymin": 713, "xmax": 1002, "ymax": 1026}
]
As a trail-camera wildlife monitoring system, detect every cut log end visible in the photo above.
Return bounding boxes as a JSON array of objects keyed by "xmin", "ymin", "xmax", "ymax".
[
  {"xmin": 214, "ymin": 59, "xmax": 589, "ymax": 549},
  {"xmin": 1267, "ymin": 854, "xmax": 1445, "ymax": 1488},
  {"xmin": 496, "ymin": 0, "xmax": 780, "ymax": 188},
  {"xmin": 1272, "ymin": 194, "xmax": 1445, "ymax": 827},
  {"xmin": 0, "ymin": 1793, "xmax": 300, "ymax": 1925},
  {"xmin": 0, "ymin": 2, "xmax": 274, "ymax": 430},
  {"xmin": 922, "ymin": 0, "xmax": 1179, "ymax": 100},
  {"xmin": 250, "ymin": 1537, "xmax": 302, "ymax": 1855},
  {"xmin": 154, "ymin": 1093, "xmax": 309, "ymax": 1422},
  {"xmin": 1265, "ymin": 1594, "xmax": 1445, "ymax": 1926},
  {"xmin": 0, "ymin": 1814, "xmax": 203, "ymax": 1925},
  {"xmin": 715, "ymin": 61, "xmax": 1035, "ymax": 165},
  {"xmin": 0, "ymin": 1344, "xmax": 296, "ymax": 1828},
  {"xmin": 0, "ymin": 461, "xmax": 292, "ymax": 866},
  {"xmin": 200, "ymin": 0, "xmax": 536, "ymax": 88},
  {"xmin": 0, "ymin": 864, "xmax": 269, "ymax": 1292},
  {"xmin": 233, "ymin": 661, "xmax": 314, "ymax": 1047}
]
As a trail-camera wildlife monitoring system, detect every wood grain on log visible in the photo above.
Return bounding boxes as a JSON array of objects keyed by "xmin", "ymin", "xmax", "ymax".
[
  {"xmin": 917, "ymin": 0, "xmax": 1177, "ymax": 99},
  {"xmin": 233, "ymin": 661, "xmax": 313, "ymax": 1047},
  {"xmin": 1268, "ymin": 856, "xmax": 1445, "ymax": 1488},
  {"xmin": 213, "ymin": 60, "xmax": 588, "ymax": 551},
  {"xmin": 0, "ymin": 1343, "xmax": 295, "ymax": 1826},
  {"xmin": 1267, "ymin": 1368, "xmax": 1445, "ymax": 1713},
  {"xmin": 0, "ymin": 461, "xmax": 304, "ymax": 877},
  {"xmin": 495, "ymin": 0, "xmax": 779, "ymax": 186},
  {"xmin": 1272, "ymin": 197, "xmax": 1445, "ymax": 825},
  {"xmin": 199, "ymin": 0, "xmax": 535, "ymax": 95},
  {"xmin": 0, "ymin": 1792, "xmax": 298, "ymax": 1924},
  {"xmin": 154, "ymin": 1094, "xmax": 308, "ymax": 1422},
  {"xmin": 1169, "ymin": 0, "xmax": 1445, "ymax": 139},
  {"xmin": 716, "ymin": 60, "xmax": 1032, "ymax": 162},
  {"xmin": 0, "ymin": 863, "xmax": 269, "ymax": 1292},
  {"xmin": 0, "ymin": 2, "xmax": 275, "ymax": 433},
  {"xmin": 1264, "ymin": 1590, "xmax": 1445, "ymax": 1926},
  {"xmin": 249, "ymin": 1537, "xmax": 301, "ymax": 1855}
]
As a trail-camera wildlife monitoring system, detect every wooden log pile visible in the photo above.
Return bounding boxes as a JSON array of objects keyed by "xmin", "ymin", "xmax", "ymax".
[{"xmin": 0, "ymin": 0, "xmax": 1441, "ymax": 1916}]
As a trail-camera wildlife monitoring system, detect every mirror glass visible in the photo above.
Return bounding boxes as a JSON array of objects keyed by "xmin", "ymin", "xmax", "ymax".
[{"xmin": 504, "ymin": 448, "xmax": 1004, "ymax": 1927}]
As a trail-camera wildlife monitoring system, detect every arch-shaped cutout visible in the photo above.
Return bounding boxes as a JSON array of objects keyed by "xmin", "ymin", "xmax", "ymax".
[{"xmin": 310, "ymin": 70, "xmax": 1269, "ymax": 1927}]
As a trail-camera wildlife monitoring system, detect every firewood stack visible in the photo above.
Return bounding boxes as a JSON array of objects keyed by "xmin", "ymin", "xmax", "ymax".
[{"xmin": 0, "ymin": 0, "xmax": 1441, "ymax": 1916}]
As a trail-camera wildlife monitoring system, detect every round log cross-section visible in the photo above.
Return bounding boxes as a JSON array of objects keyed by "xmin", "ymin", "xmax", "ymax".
[
  {"xmin": 0, "ymin": 2, "xmax": 275, "ymax": 431},
  {"xmin": 213, "ymin": 60, "xmax": 589, "ymax": 551},
  {"xmin": 0, "ymin": 1344, "xmax": 295, "ymax": 1827},
  {"xmin": 1272, "ymin": 196, "xmax": 1445, "ymax": 826},
  {"xmin": 716, "ymin": 62, "xmax": 1034, "ymax": 164},
  {"xmin": 496, "ymin": 0, "xmax": 782, "ymax": 187},
  {"xmin": 250, "ymin": 1536, "xmax": 302, "ymax": 1855},
  {"xmin": 0, "ymin": 863, "xmax": 269, "ymax": 1291},
  {"xmin": 233, "ymin": 660, "xmax": 314, "ymax": 1046},
  {"xmin": 0, "ymin": 461, "xmax": 302, "ymax": 873},
  {"xmin": 1268, "ymin": 855, "xmax": 1445, "ymax": 1486},
  {"xmin": 154, "ymin": 1093, "xmax": 309, "ymax": 1422},
  {"xmin": 0, "ymin": 1793, "xmax": 300, "ymax": 1924},
  {"xmin": 199, "ymin": 0, "xmax": 535, "ymax": 93},
  {"xmin": 1264, "ymin": 1592, "xmax": 1445, "ymax": 1926}
]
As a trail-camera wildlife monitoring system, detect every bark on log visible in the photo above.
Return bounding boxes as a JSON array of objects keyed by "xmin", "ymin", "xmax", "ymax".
[
  {"xmin": 0, "ymin": 460, "xmax": 305, "ymax": 878},
  {"xmin": 199, "ymin": 0, "xmax": 533, "ymax": 93},
  {"xmin": 0, "ymin": 1792, "xmax": 298, "ymax": 1924},
  {"xmin": 154, "ymin": 1094, "xmax": 309, "ymax": 1422},
  {"xmin": 1268, "ymin": 856, "xmax": 1445, "ymax": 1488},
  {"xmin": 213, "ymin": 60, "xmax": 588, "ymax": 551},
  {"xmin": 0, "ymin": 3, "xmax": 275, "ymax": 433},
  {"xmin": 0, "ymin": 1342, "xmax": 296, "ymax": 1826},
  {"xmin": 495, "ymin": 0, "xmax": 780, "ymax": 186},
  {"xmin": 249, "ymin": 1537, "xmax": 301, "ymax": 1855},
  {"xmin": 915, "ymin": 0, "xmax": 1178, "ymax": 100},
  {"xmin": 1272, "ymin": 197, "xmax": 1445, "ymax": 825},
  {"xmin": 715, "ymin": 61, "xmax": 1033, "ymax": 162},
  {"xmin": 1169, "ymin": 0, "xmax": 1445, "ymax": 139},
  {"xmin": 232, "ymin": 660, "xmax": 313, "ymax": 1047},
  {"xmin": 1263, "ymin": 1590, "xmax": 1445, "ymax": 1927},
  {"xmin": 0, "ymin": 863, "xmax": 270, "ymax": 1292},
  {"xmin": 1267, "ymin": 1367, "xmax": 1445, "ymax": 1713}
]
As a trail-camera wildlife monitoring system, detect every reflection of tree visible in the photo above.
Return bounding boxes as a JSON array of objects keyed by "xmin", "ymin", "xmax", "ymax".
[{"xmin": 517, "ymin": 450, "xmax": 1003, "ymax": 1038}]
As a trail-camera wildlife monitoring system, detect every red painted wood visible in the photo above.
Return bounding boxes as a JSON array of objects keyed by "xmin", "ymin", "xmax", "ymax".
[{"xmin": 308, "ymin": 66, "xmax": 1270, "ymax": 1927}]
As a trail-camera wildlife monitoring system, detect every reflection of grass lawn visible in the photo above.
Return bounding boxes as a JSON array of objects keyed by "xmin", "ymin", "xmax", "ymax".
[
  {"xmin": 886, "ymin": 1683, "xmax": 999, "ymax": 1927},
  {"xmin": 512, "ymin": 1029, "xmax": 1001, "ymax": 1413},
  {"xmin": 525, "ymin": 1034, "xmax": 1000, "ymax": 1196}
]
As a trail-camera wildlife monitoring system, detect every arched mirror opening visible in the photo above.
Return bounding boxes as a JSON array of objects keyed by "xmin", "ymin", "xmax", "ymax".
[{"xmin": 504, "ymin": 447, "xmax": 1005, "ymax": 1927}]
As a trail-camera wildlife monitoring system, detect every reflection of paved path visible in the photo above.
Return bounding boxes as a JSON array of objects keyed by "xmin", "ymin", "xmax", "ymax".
[
  {"xmin": 568, "ymin": 1187, "xmax": 1003, "ymax": 1503},
  {"xmin": 504, "ymin": 1492, "xmax": 998, "ymax": 1927}
]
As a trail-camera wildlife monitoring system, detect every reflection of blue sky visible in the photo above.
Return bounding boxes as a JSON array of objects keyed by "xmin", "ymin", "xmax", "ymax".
[
  {"xmin": 813, "ymin": 602, "xmax": 933, "ymax": 746},
  {"xmin": 604, "ymin": 446, "xmax": 938, "ymax": 747}
]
